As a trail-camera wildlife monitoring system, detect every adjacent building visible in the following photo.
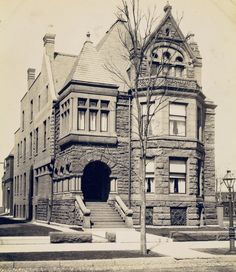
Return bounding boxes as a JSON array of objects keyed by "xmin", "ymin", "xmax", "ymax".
[
  {"xmin": 2, "ymin": 149, "xmax": 14, "ymax": 215},
  {"xmin": 10, "ymin": 5, "xmax": 217, "ymax": 226}
]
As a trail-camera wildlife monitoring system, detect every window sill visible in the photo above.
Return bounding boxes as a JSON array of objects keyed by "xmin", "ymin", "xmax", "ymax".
[{"xmin": 58, "ymin": 132, "xmax": 117, "ymax": 146}]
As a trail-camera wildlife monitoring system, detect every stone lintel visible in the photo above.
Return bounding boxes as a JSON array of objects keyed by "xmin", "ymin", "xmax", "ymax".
[{"xmin": 58, "ymin": 133, "xmax": 118, "ymax": 146}]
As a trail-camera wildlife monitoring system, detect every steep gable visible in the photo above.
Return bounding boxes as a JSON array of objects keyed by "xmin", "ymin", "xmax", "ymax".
[
  {"xmin": 96, "ymin": 19, "xmax": 130, "ymax": 91},
  {"xmin": 145, "ymin": 4, "xmax": 197, "ymax": 62}
]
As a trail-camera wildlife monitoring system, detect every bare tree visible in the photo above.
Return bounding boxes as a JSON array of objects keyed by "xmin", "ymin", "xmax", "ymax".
[{"xmin": 104, "ymin": 0, "xmax": 192, "ymax": 255}]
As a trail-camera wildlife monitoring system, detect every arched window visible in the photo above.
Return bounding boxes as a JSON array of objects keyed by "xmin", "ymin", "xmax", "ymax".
[
  {"xmin": 163, "ymin": 51, "xmax": 171, "ymax": 60},
  {"xmin": 176, "ymin": 56, "xmax": 183, "ymax": 63},
  {"xmin": 152, "ymin": 52, "xmax": 158, "ymax": 59}
]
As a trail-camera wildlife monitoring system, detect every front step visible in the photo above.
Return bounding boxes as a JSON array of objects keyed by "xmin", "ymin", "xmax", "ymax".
[{"xmin": 86, "ymin": 202, "xmax": 127, "ymax": 228}]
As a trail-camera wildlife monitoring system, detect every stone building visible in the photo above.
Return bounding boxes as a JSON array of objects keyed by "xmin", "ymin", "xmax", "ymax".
[
  {"xmin": 11, "ymin": 5, "xmax": 217, "ymax": 226},
  {"xmin": 2, "ymin": 149, "xmax": 14, "ymax": 215}
]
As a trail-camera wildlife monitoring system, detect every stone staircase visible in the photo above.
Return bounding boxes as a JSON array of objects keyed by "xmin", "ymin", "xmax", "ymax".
[{"xmin": 86, "ymin": 202, "xmax": 127, "ymax": 228}]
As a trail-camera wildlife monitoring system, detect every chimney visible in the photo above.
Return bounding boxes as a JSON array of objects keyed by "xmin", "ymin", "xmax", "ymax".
[
  {"xmin": 43, "ymin": 33, "xmax": 56, "ymax": 60},
  {"xmin": 27, "ymin": 68, "xmax": 36, "ymax": 89}
]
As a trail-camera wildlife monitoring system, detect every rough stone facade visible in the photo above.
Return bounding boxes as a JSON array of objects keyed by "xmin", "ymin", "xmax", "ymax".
[{"xmin": 9, "ymin": 4, "xmax": 217, "ymax": 226}]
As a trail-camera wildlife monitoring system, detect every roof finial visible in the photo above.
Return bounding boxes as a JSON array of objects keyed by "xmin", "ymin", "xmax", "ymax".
[
  {"xmin": 86, "ymin": 31, "xmax": 91, "ymax": 41},
  {"xmin": 164, "ymin": 1, "xmax": 172, "ymax": 13}
]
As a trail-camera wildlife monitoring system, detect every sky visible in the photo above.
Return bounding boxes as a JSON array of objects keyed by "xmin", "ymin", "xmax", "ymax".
[{"xmin": 0, "ymin": 0, "xmax": 236, "ymax": 200}]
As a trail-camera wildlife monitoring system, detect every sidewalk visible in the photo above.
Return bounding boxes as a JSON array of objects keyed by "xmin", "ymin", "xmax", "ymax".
[{"xmin": 0, "ymin": 220, "xmax": 236, "ymax": 271}]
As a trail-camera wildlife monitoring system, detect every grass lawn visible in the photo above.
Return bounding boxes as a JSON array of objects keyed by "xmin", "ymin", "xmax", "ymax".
[
  {"xmin": 0, "ymin": 250, "xmax": 163, "ymax": 262},
  {"xmin": 0, "ymin": 223, "xmax": 60, "ymax": 236},
  {"xmin": 137, "ymin": 226, "xmax": 226, "ymax": 238},
  {"xmin": 193, "ymin": 248, "xmax": 236, "ymax": 255},
  {"xmin": 0, "ymin": 216, "xmax": 60, "ymax": 236}
]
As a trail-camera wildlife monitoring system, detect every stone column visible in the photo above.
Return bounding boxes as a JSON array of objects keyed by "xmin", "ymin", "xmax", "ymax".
[{"xmin": 203, "ymin": 99, "xmax": 217, "ymax": 225}]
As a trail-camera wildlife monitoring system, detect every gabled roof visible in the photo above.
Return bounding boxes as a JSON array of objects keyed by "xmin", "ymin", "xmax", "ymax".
[
  {"xmin": 144, "ymin": 5, "xmax": 197, "ymax": 61},
  {"xmin": 51, "ymin": 52, "xmax": 77, "ymax": 93},
  {"xmin": 63, "ymin": 36, "xmax": 118, "ymax": 88},
  {"xmin": 96, "ymin": 19, "xmax": 130, "ymax": 91}
]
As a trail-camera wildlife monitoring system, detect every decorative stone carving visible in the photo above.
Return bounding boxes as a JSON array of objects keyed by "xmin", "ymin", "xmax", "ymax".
[{"xmin": 138, "ymin": 76, "xmax": 198, "ymax": 90}]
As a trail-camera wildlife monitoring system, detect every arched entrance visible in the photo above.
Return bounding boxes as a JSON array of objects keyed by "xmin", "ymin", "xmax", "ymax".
[{"xmin": 81, "ymin": 161, "xmax": 111, "ymax": 202}]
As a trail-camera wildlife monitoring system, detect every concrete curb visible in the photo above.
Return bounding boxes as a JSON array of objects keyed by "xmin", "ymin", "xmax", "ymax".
[
  {"xmin": 0, "ymin": 257, "xmax": 174, "ymax": 270},
  {"xmin": 0, "ymin": 256, "xmax": 236, "ymax": 271}
]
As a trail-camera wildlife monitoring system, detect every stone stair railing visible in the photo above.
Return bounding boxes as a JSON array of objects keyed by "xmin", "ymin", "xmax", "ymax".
[
  {"xmin": 75, "ymin": 195, "xmax": 91, "ymax": 229},
  {"xmin": 114, "ymin": 195, "xmax": 133, "ymax": 228}
]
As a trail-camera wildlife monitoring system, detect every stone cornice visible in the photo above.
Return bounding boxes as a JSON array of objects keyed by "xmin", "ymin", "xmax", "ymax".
[{"xmin": 138, "ymin": 76, "xmax": 200, "ymax": 91}]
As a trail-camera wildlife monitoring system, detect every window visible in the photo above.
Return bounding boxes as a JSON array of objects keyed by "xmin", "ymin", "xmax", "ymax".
[
  {"xmin": 20, "ymin": 141, "xmax": 22, "ymax": 157},
  {"xmin": 30, "ymin": 100, "xmax": 33, "ymax": 121},
  {"xmin": 35, "ymin": 177, "xmax": 38, "ymax": 196},
  {"xmin": 61, "ymin": 99, "xmax": 70, "ymax": 134},
  {"xmin": 43, "ymin": 120, "xmax": 47, "ymax": 149},
  {"xmin": 23, "ymin": 173, "xmax": 26, "ymax": 197},
  {"xmin": 38, "ymin": 95, "xmax": 41, "ymax": 112},
  {"xmin": 175, "ymin": 66, "xmax": 184, "ymax": 77},
  {"xmin": 78, "ymin": 109, "xmax": 86, "ymax": 130},
  {"xmin": 89, "ymin": 111, "xmax": 97, "ymax": 131},
  {"xmin": 163, "ymin": 51, "xmax": 171, "ymax": 60},
  {"xmin": 165, "ymin": 28, "xmax": 170, "ymax": 36},
  {"xmin": 101, "ymin": 111, "xmax": 108, "ymax": 132},
  {"xmin": 145, "ymin": 159, "xmax": 155, "ymax": 193},
  {"xmin": 77, "ymin": 98, "xmax": 111, "ymax": 133},
  {"xmin": 22, "ymin": 111, "xmax": 24, "ymax": 130},
  {"xmin": 14, "ymin": 177, "xmax": 16, "ymax": 196},
  {"xmin": 169, "ymin": 103, "xmax": 186, "ymax": 136},
  {"xmin": 23, "ymin": 138, "xmax": 26, "ymax": 161},
  {"xmin": 169, "ymin": 158, "xmax": 187, "ymax": 194},
  {"xmin": 17, "ymin": 143, "xmax": 20, "ymax": 164},
  {"xmin": 162, "ymin": 65, "xmax": 170, "ymax": 76},
  {"xmin": 29, "ymin": 132, "xmax": 33, "ymax": 157},
  {"xmin": 141, "ymin": 103, "xmax": 155, "ymax": 136},
  {"xmin": 197, "ymin": 106, "xmax": 202, "ymax": 141},
  {"xmin": 45, "ymin": 85, "xmax": 48, "ymax": 103},
  {"xmin": 17, "ymin": 176, "xmax": 19, "ymax": 195},
  {"xmin": 197, "ymin": 160, "xmax": 202, "ymax": 196},
  {"xmin": 20, "ymin": 175, "xmax": 22, "ymax": 195},
  {"xmin": 35, "ymin": 128, "xmax": 39, "ymax": 154}
]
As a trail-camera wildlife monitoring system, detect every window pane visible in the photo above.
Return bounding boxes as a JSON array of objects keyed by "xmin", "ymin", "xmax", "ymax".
[
  {"xmin": 101, "ymin": 101, "xmax": 109, "ymax": 108},
  {"xmin": 178, "ymin": 179, "xmax": 186, "ymax": 193},
  {"xmin": 170, "ymin": 179, "xmax": 175, "ymax": 193},
  {"xmin": 170, "ymin": 120, "xmax": 186, "ymax": 136},
  {"xmin": 89, "ymin": 111, "xmax": 97, "ymax": 131},
  {"xmin": 89, "ymin": 99, "xmax": 98, "ymax": 107},
  {"xmin": 169, "ymin": 159, "xmax": 186, "ymax": 194},
  {"xmin": 146, "ymin": 177, "xmax": 154, "ymax": 193},
  {"xmin": 78, "ymin": 110, "xmax": 85, "ymax": 130},
  {"xmin": 101, "ymin": 112, "xmax": 108, "ymax": 132},
  {"xmin": 146, "ymin": 160, "xmax": 154, "ymax": 173},
  {"xmin": 78, "ymin": 98, "xmax": 86, "ymax": 106},
  {"xmin": 170, "ymin": 160, "xmax": 186, "ymax": 173},
  {"xmin": 170, "ymin": 103, "xmax": 186, "ymax": 116}
]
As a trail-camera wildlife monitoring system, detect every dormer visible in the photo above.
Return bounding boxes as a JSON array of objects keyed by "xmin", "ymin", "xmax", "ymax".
[{"xmin": 142, "ymin": 4, "xmax": 202, "ymax": 86}]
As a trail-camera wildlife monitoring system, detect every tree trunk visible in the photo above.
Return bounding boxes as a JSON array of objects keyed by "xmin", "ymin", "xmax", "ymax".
[{"xmin": 140, "ymin": 143, "xmax": 147, "ymax": 255}]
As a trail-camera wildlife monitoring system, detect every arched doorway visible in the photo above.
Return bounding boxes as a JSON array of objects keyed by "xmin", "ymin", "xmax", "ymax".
[{"xmin": 81, "ymin": 161, "xmax": 111, "ymax": 202}]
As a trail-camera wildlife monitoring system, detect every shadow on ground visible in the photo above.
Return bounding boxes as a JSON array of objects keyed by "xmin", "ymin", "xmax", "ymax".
[
  {"xmin": 0, "ymin": 250, "xmax": 164, "ymax": 262},
  {"xmin": 0, "ymin": 216, "xmax": 59, "ymax": 236}
]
